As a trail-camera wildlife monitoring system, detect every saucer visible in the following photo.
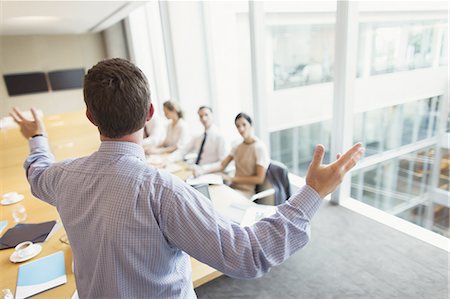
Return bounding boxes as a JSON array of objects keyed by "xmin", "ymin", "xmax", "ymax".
[
  {"xmin": 9, "ymin": 244, "xmax": 42, "ymax": 263},
  {"xmin": 1, "ymin": 194, "xmax": 24, "ymax": 205}
]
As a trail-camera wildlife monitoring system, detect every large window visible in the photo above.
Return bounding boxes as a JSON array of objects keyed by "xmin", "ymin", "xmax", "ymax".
[
  {"xmin": 357, "ymin": 19, "xmax": 447, "ymax": 77},
  {"xmin": 267, "ymin": 2, "xmax": 448, "ymax": 240},
  {"xmin": 271, "ymin": 120, "xmax": 331, "ymax": 176},
  {"xmin": 353, "ymin": 97, "xmax": 441, "ymax": 157},
  {"xmin": 350, "ymin": 2, "xmax": 448, "ymax": 239},
  {"xmin": 272, "ymin": 24, "xmax": 334, "ymax": 90},
  {"xmin": 351, "ymin": 146, "xmax": 449, "ymax": 237}
]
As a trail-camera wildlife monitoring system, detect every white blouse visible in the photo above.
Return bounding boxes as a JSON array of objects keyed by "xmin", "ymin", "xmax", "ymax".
[{"xmin": 162, "ymin": 119, "xmax": 190, "ymax": 149}]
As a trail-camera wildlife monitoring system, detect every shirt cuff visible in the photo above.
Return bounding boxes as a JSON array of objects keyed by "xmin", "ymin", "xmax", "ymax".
[
  {"xmin": 29, "ymin": 135, "xmax": 50, "ymax": 151},
  {"xmin": 287, "ymin": 185, "xmax": 322, "ymax": 220}
]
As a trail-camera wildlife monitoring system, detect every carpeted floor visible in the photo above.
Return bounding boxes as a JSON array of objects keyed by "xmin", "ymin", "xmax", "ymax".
[{"xmin": 195, "ymin": 202, "xmax": 448, "ymax": 299}]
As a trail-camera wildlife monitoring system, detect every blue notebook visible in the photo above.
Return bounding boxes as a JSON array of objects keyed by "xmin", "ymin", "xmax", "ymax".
[{"xmin": 16, "ymin": 251, "xmax": 67, "ymax": 299}]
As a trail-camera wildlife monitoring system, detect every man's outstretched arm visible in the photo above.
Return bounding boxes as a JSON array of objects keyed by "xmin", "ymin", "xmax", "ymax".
[
  {"xmin": 10, "ymin": 107, "xmax": 58, "ymax": 205},
  {"xmin": 159, "ymin": 142, "xmax": 365, "ymax": 279}
]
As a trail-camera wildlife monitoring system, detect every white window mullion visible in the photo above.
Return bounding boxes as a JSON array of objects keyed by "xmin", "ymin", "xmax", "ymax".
[
  {"xmin": 331, "ymin": 1, "xmax": 359, "ymax": 204},
  {"xmin": 158, "ymin": 1, "xmax": 179, "ymax": 101},
  {"xmin": 248, "ymin": 1, "xmax": 270, "ymax": 150}
]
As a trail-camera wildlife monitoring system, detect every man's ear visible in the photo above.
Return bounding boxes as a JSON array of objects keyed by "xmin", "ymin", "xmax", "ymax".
[
  {"xmin": 147, "ymin": 103, "xmax": 154, "ymax": 121},
  {"xmin": 86, "ymin": 110, "xmax": 98, "ymax": 126}
]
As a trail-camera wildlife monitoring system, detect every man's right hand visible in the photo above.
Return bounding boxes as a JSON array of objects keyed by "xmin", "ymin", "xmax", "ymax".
[
  {"xmin": 9, "ymin": 107, "xmax": 46, "ymax": 139},
  {"xmin": 306, "ymin": 143, "xmax": 364, "ymax": 198}
]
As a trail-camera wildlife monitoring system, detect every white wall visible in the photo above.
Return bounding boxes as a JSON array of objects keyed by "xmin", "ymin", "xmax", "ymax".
[{"xmin": 0, "ymin": 33, "xmax": 106, "ymax": 117}]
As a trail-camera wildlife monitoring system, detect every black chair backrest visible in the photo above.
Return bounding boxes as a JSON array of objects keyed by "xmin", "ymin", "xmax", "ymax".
[{"xmin": 256, "ymin": 160, "xmax": 291, "ymax": 205}]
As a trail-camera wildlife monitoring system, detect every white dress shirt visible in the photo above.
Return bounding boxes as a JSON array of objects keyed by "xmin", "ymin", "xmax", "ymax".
[
  {"xmin": 25, "ymin": 136, "xmax": 322, "ymax": 298},
  {"xmin": 182, "ymin": 125, "xmax": 229, "ymax": 168}
]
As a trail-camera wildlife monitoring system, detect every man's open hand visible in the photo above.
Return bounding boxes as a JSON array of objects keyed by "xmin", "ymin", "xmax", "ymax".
[
  {"xmin": 9, "ymin": 107, "xmax": 46, "ymax": 139},
  {"xmin": 306, "ymin": 143, "xmax": 364, "ymax": 198}
]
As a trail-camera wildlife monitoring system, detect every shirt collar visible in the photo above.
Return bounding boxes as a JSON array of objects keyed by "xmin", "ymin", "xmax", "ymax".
[
  {"xmin": 98, "ymin": 141, "xmax": 146, "ymax": 162},
  {"xmin": 205, "ymin": 124, "xmax": 217, "ymax": 134}
]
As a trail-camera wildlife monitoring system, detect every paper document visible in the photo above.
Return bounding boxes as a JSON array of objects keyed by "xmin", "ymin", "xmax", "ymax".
[
  {"xmin": 15, "ymin": 251, "xmax": 67, "ymax": 299},
  {"xmin": 240, "ymin": 206, "xmax": 277, "ymax": 227},
  {"xmin": 186, "ymin": 174, "xmax": 223, "ymax": 185}
]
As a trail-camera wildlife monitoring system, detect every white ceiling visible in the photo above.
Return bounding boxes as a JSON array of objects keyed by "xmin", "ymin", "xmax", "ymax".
[{"xmin": 0, "ymin": 1, "xmax": 145, "ymax": 36}]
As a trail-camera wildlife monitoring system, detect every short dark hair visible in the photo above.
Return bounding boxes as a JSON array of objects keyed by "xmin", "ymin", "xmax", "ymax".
[
  {"xmin": 163, "ymin": 100, "xmax": 184, "ymax": 119},
  {"xmin": 83, "ymin": 58, "xmax": 150, "ymax": 138},
  {"xmin": 235, "ymin": 112, "xmax": 252, "ymax": 125},
  {"xmin": 198, "ymin": 106, "xmax": 213, "ymax": 113}
]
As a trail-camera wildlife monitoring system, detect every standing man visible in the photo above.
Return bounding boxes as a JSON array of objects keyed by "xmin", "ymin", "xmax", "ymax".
[
  {"xmin": 176, "ymin": 106, "xmax": 229, "ymax": 172},
  {"xmin": 10, "ymin": 58, "xmax": 364, "ymax": 298}
]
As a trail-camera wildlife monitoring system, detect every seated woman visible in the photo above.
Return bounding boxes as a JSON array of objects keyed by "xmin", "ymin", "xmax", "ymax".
[
  {"xmin": 143, "ymin": 113, "xmax": 166, "ymax": 147},
  {"xmin": 196, "ymin": 112, "xmax": 270, "ymax": 200},
  {"xmin": 145, "ymin": 100, "xmax": 190, "ymax": 155}
]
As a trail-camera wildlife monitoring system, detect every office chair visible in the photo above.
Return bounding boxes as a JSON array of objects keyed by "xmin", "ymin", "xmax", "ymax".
[{"xmin": 251, "ymin": 160, "xmax": 291, "ymax": 205}]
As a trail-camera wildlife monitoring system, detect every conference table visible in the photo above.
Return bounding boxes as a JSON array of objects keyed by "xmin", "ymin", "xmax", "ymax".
[{"xmin": 0, "ymin": 110, "xmax": 254, "ymax": 298}]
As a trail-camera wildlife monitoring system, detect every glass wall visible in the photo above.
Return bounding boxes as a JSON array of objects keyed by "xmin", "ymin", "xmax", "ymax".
[
  {"xmin": 349, "ymin": 2, "xmax": 448, "ymax": 238},
  {"xmin": 271, "ymin": 120, "xmax": 331, "ymax": 176},
  {"xmin": 267, "ymin": 2, "xmax": 448, "ymax": 239},
  {"xmin": 353, "ymin": 97, "xmax": 441, "ymax": 157},
  {"xmin": 351, "ymin": 145, "xmax": 449, "ymax": 237},
  {"xmin": 357, "ymin": 20, "xmax": 446, "ymax": 77},
  {"xmin": 272, "ymin": 24, "xmax": 334, "ymax": 90},
  {"xmin": 265, "ymin": 1, "xmax": 336, "ymax": 177}
]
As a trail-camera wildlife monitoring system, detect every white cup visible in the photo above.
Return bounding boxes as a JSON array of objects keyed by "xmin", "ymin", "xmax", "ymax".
[
  {"xmin": 15, "ymin": 241, "xmax": 34, "ymax": 258},
  {"xmin": 12, "ymin": 204, "xmax": 27, "ymax": 223}
]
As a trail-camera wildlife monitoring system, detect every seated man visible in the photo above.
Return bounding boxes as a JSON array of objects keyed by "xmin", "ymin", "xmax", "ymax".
[{"xmin": 175, "ymin": 106, "xmax": 229, "ymax": 171}]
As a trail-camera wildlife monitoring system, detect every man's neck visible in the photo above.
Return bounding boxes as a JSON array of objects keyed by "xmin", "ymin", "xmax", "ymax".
[
  {"xmin": 100, "ymin": 129, "xmax": 144, "ymax": 145},
  {"xmin": 204, "ymin": 124, "xmax": 212, "ymax": 132}
]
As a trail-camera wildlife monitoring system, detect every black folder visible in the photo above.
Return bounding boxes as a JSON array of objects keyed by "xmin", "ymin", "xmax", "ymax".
[{"xmin": 0, "ymin": 220, "xmax": 56, "ymax": 249}]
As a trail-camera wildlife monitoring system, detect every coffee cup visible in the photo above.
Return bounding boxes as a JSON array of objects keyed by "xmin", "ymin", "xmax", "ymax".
[{"xmin": 15, "ymin": 241, "xmax": 34, "ymax": 258}]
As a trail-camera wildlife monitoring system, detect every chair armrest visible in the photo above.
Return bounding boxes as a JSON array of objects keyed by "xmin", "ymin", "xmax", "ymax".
[{"xmin": 250, "ymin": 188, "xmax": 275, "ymax": 202}]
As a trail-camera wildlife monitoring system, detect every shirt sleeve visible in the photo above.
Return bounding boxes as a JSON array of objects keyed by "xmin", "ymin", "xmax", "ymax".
[
  {"xmin": 157, "ymin": 177, "xmax": 322, "ymax": 279},
  {"xmin": 255, "ymin": 141, "xmax": 270, "ymax": 169},
  {"xmin": 23, "ymin": 136, "xmax": 60, "ymax": 206}
]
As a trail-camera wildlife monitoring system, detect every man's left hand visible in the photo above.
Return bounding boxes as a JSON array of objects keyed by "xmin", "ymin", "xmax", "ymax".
[{"xmin": 9, "ymin": 107, "xmax": 46, "ymax": 139}]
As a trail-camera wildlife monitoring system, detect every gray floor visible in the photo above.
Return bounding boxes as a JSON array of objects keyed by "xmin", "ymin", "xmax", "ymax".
[{"xmin": 195, "ymin": 202, "xmax": 449, "ymax": 299}]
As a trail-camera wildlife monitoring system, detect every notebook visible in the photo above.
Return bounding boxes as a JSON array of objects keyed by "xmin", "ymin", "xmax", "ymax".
[{"xmin": 15, "ymin": 251, "xmax": 67, "ymax": 299}]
